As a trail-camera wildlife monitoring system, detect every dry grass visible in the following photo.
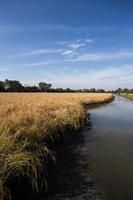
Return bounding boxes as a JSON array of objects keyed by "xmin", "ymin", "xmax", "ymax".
[
  {"xmin": 0, "ymin": 92, "xmax": 113, "ymax": 199},
  {"xmin": 120, "ymin": 93, "xmax": 133, "ymax": 100}
]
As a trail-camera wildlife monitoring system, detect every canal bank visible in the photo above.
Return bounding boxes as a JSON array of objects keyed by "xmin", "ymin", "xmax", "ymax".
[{"xmin": 46, "ymin": 95, "xmax": 133, "ymax": 200}]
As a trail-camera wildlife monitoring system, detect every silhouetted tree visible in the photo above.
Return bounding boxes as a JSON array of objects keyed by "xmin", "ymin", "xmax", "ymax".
[
  {"xmin": 97, "ymin": 89, "xmax": 105, "ymax": 93},
  {"xmin": 0, "ymin": 81, "xmax": 5, "ymax": 92},
  {"xmin": 24, "ymin": 86, "xmax": 39, "ymax": 92},
  {"xmin": 4, "ymin": 79, "xmax": 23, "ymax": 92},
  {"xmin": 54, "ymin": 88, "xmax": 64, "ymax": 92},
  {"xmin": 0, "ymin": 78, "xmax": 119, "ymax": 93},
  {"xmin": 38, "ymin": 82, "xmax": 52, "ymax": 92},
  {"xmin": 82, "ymin": 89, "xmax": 88, "ymax": 92},
  {"xmin": 115, "ymin": 88, "xmax": 122, "ymax": 94},
  {"xmin": 90, "ymin": 88, "xmax": 96, "ymax": 92},
  {"xmin": 66, "ymin": 88, "xmax": 72, "ymax": 92},
  {"xmin": 123, "ymin": 88, "xmax": 128, "ymax": 93}
]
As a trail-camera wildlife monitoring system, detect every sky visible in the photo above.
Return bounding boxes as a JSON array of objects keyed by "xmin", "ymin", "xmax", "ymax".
[{"xmin": 0, "ymin": 0, "xmax": 133, "ymax": 89}]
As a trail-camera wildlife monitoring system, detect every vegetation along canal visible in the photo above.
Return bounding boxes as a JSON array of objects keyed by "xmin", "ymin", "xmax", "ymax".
[{"xmin": 45, "ymin": 95, "xmax": 133, "ymax": 200}]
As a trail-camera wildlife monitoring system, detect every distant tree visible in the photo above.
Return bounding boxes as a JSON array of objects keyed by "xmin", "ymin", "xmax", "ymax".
[
  {"xmin": 129, "ymin": 89, "xmax": 133, "ymax": 93},
  {"xmin": 0, "ymin": 78, "xmax": 113, "ymax": 93},
  {"xmin": 38, "ymin": 82, "xmax": 52, "ymax": 92},
  {"xmin": 54, "ymin": 88, "xmax": 64, "ymax": 92},
  {"xmin": 97, "ymin": 89, "xmax": 105, "ymax": 93},
  {"xmin": 82, "ymin": 89, "xmax": 89, "ymax": 92},
  {"xmin": 0, "ymin": 81, "xmax": 5, "ymax": 92},
  {"xmin": 90, "ymin": 88, "xmax": 96, "ymax": 93},
  {"xmin": 123, "ymin": 88, "xmax": 128, "ymax": 93},
  {"xmin": 24, "ymin": 86, "xmax": 39, "ymax": 92},
  {"xmin": 76, "ymin": 89, "xmax": 82, "ymax": 92},
  {"xmin": 66, "ymin": 88, "xmax": 72, "ymax": 92},
  {"xmin": 4, "ymin": 79, "xmax": 23, "ymax": 92},
  {"xmin": 115, "ymin": 88, "xmax": 122, "ymax": 94}
]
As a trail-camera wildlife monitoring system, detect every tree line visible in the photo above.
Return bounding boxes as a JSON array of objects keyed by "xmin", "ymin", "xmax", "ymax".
[
  {"xmin": 0, "ymin": 79, "xmax": 107, "ymax": 93},
  {"xmin": 0, "ymin": 79, "xmax": 53, "ymax": 92},
  {"xmin": 0, "ymin": 79, "xmax": 132, "ymax": 93},
  {"xmin": 114, "ymin": 88, "xmax": 133, "ymax": 93}
]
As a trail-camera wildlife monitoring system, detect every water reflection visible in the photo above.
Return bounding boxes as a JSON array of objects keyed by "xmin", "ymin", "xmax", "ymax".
[
  {"xmin": 89, "ymin": 95, "xmax": 133, "ymax": 200},
  {"xmin": 45, "ymin": 124, "xmax": 105, "ymax": 200}
]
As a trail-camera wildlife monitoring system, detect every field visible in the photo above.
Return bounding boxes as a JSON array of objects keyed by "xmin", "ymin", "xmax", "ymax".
[
  {"xmin": 0, "ymin": 93, "xmax": 113, "ymax": 199},
  {"xmin": 120, "ymin": 93, "xmax": 133, "ymax": 100}
]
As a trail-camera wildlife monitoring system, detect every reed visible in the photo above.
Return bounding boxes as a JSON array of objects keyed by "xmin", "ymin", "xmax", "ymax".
[{"xmin": 0, "ymin": 93, "xmax": 113, "ymax": 199}]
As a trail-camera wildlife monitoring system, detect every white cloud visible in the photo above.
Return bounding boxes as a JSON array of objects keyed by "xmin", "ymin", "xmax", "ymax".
[
  {"xmin": 67, "ymin": 43, "xmax": 85, "ymax": 50},
  {"xmin": 68, "ymin": 38, "xmax": 92, "ymax": 49},
  {"xmin": 2, "ymin": 49, "xmax": 133, "ymax": 68},
  {"xmin": 9, "ymin": 37, "xmax": 92, "ymax": 58},
  {"xmin": 62, "ymin": 37, "xmax": 92, "ymax": 57},
  {"xmin": 8, "ymin": 64, "xmax": 133, "ymax": 89},
  {"xmin": 37, "ymin": 65, "xmax": 133, "ymax": 89},
  {"xmin": 62, "ymin": 50, "xmax": 74, "ymax": 55}
]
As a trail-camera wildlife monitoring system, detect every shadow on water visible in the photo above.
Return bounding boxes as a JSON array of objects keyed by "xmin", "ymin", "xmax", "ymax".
[{"xmin": 43, "ymin": 119, "xmax": 105, "ymax": 200}]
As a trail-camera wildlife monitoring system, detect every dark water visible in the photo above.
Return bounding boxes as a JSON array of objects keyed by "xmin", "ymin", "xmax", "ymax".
[
  {"xmin": 45, "ymin": 95, "xmax": 133, "ymax": 200},
  {"xmin": 88, "ymin": 95, "xmax": 133, "ymax": 200}
]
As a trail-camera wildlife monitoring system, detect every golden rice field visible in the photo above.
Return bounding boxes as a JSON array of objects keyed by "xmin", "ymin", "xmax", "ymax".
[{"xmin": 0, "ymin": 93, "xmax": 113, "ymax": 199}]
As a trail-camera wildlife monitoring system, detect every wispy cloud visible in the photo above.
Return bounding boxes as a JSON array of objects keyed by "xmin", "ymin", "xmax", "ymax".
[
  {"xmin": 2, "ymin": 49, "xmax": 133, "ymax": 68},
  {"xmin": 62, "ymin": 38, "xmax": 92, "ymax": 57},
  {"xmin": 70, "ymin": 51, "xmax": 133, "ymax": 62},
  {"xmin": 37, "ymin": 65, "xmax": 133, "ymax": 89},
  {"xmin": 62, "ymin": 50, "xmax": 74, "ymax": 55},
  {"xmin": 24, "ymin": 38, "xmax": 92, "ymax": 58},
  {"xmin": 2, "ymin": 62, "xmax": 133, "ymax": 89},
  {"xmin": 0, "ymin": 24, "xmax": 87, "ymax": 33},
  {"xmin": 25, "ymin": 60, "xmax": 59, "ymax": 66},
  {"xmin": 0, "ymin": 60, "xmax": 62, "ymax": 68},
  {"xmin": 0, "ymin": 24, "xmax": 116, "ymax": 33},
  {"xmin": 5, "ymin": 37, "xmax": 92, "ymax": 58},
  {"xmin": 17, "ymin": 48, "xmax": 63, "ymax": 56}
]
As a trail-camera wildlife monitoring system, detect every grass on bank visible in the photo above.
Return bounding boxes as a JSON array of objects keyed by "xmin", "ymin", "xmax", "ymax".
[
  {"xmin": 120, "ymin": 93, "xmax": 133, "ymax": 100},
  {"xmin": 0, "ymin": 93, "xmax": 113, "ymax": 199}
]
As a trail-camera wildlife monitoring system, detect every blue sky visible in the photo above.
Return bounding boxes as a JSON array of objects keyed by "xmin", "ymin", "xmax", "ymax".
[{"xmin": 0, "ymin": 0, "xmax": 133, "ymax": 89}]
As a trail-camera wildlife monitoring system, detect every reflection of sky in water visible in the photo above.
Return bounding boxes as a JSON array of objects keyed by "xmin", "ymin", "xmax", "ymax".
[{"xmin": 89, "ymin": 95, "xmax": 133, "ymax": 200}]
